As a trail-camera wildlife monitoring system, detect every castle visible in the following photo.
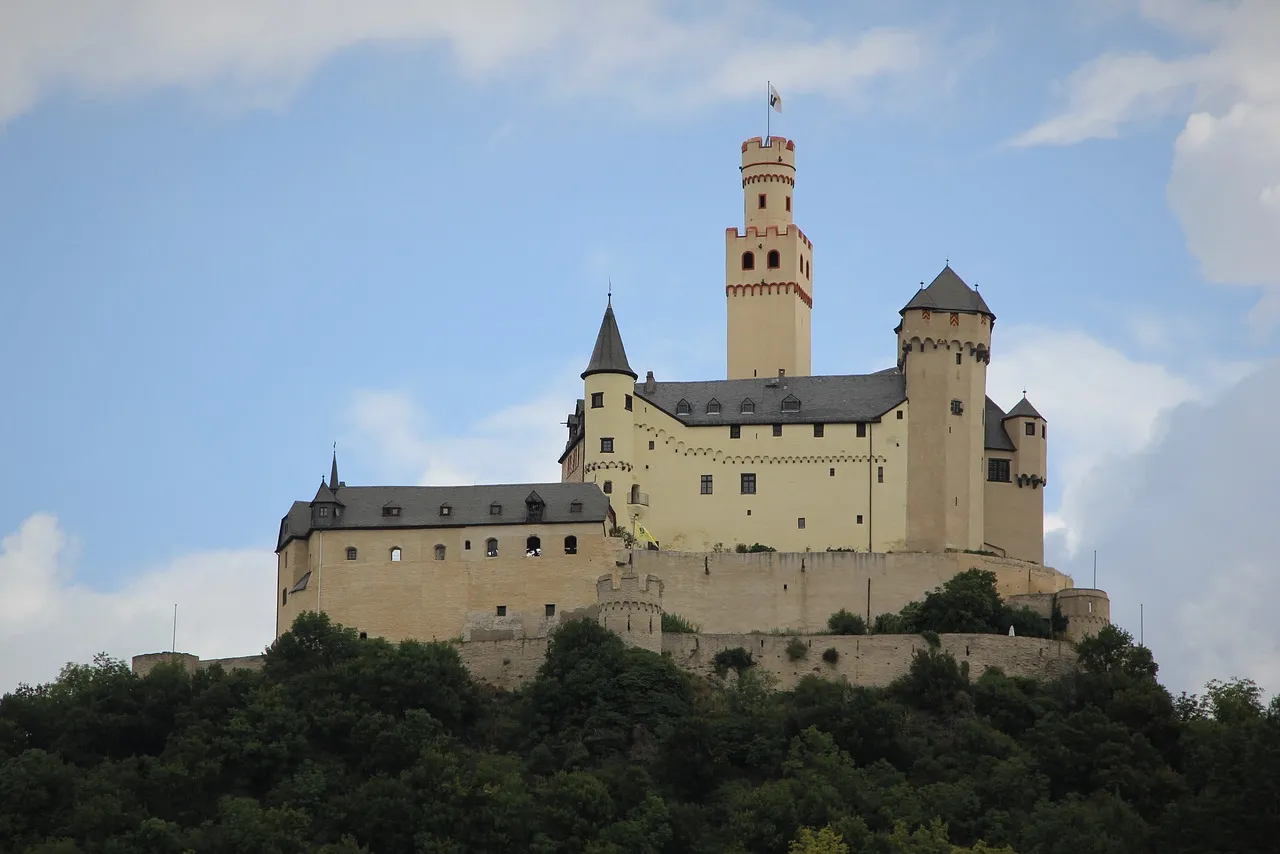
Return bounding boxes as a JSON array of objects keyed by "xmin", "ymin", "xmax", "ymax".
[
  {"xmin": 560, "ymin": 137, "xmax": 1046, "ymax": 562},
  {"xmin": 137, "ymin": 136, "xmax": 1110, "ymax": 689}
]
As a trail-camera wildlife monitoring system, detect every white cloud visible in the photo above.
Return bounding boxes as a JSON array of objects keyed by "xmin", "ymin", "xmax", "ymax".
[
  {"xmin": 0, "ymin": 513, "xmax": 275, "ymax": 695},
  {"xmin": 0, "ymin": 0, "xmax": 939, "ymax": 127},
  {"xmin": 1013, "ymin": 0, "xmax": 1280, "ymax": 325},
  {"xmin": 347, "ymin": 383, "xmax": 577, "ymax": 486}
]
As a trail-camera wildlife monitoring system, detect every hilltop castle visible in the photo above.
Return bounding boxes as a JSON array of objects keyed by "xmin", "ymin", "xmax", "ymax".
[
  {"xmin": 242, "ymin": 136, "xmax": 1108, "ymax": 687},
  {"xmin": 560, "ymin": 136, "xmax": 1046, "ymax": 562}
]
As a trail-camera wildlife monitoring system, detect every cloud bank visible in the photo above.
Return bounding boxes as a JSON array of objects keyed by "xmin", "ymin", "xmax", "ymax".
[{"xmin": 0, "ymin": 0, "xmax": 936, "ymax": 126}]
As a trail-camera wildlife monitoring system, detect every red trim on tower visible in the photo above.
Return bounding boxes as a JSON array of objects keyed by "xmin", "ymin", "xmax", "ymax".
[{"xmin": 725, "ymin": 281, "xmax": 813, "ymax": 308}]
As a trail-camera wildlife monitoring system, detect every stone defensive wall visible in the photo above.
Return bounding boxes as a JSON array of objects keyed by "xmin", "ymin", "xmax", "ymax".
[
  {"xmin": 130, "ymin": 651, "xmax": 266, "ymax": 679},
  {"xmin": 626, "ymin": 549, "xmax": 1073, "ymax": 635}
]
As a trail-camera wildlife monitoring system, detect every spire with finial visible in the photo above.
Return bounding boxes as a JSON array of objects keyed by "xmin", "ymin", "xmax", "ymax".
[
  {"xmin": 582, "ymin": 293, "xmax": 637, "ymax": 380},
  {"xmin": 329, "ymin": 443, "xmax": 339, "ymax": 490}
]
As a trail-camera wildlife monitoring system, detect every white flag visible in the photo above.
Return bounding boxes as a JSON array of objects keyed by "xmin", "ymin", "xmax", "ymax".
[{"xmin": 769, "ymin": 84, "xmax": 782, "ymax": 113}]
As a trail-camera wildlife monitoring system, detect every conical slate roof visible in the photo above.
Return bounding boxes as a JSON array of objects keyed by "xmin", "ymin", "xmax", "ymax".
[
  {"xmin": 1005, "ymin": 396, "xmax": 1044, "ymax": 420},
  {"xmin": 312, "ymin": 479, "xmax": 339, "ymax": 504},
  {"xmin": 329, "ymin": 452, "xmax": 340, "ymax": 490},
  {"xmin": 581, "ymin": 301, "xmax": 637, "ymax": 380},
  {"xmin": 900, "ymin": 265, "xmax": 995, "ymax": 318}
]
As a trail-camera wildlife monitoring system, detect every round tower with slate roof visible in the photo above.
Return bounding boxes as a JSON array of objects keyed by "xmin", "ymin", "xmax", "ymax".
[
  {"xmin": 725, "ymin": 136, "xmax": 814, "ymax": 381},
  {"xmin": 896, "ymin": 266, "xmax": 994, "ymax": 554},
  {"xmin": 581, "ymin": 298, "xmax": 639, "ymax": 525}
]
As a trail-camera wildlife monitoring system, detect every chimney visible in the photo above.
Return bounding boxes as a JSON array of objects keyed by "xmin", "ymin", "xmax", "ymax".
[
  {"xmin": 778, "ymin": 368, "xmax": 786, "ymax": 388},
  {"xmin": 644, "ymin": 371, "xmax": 656, "ymax": 394}
]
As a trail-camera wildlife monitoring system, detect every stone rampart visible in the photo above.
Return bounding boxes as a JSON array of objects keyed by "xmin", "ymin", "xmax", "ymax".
[{"xmin": 131, "ymin": 652, "xmax": 265, "ymax": 678}]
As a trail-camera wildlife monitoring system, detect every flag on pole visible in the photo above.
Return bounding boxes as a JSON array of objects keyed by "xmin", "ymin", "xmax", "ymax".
[
  {"xmin": 636, "ymin": 522, "xmax": 659, "ymax": 549},
  {"xmin": 769, "ymin": 84, "xmax": 782, "ymax": 113}
]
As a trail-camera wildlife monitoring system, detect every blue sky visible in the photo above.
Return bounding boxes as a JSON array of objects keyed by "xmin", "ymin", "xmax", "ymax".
[{"xmin": 2, "ymin": 0, "xmax": 1278, "ymax": 696}]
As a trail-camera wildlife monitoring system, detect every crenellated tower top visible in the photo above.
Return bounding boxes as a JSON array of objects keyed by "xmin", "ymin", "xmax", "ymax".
[{"xmin": 740, "ymin": 137, "xmax": 796, "ymax": 230}]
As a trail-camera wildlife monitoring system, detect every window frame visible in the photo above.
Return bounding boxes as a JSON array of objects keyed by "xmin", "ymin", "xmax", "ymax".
[
  {"xmin": 485, "ymin": 538, "xmax": 499, "ymax": 557},
  {"xmin": 600, "ymin": 437, "xmax": 614, "ymax": 453},
  {"xmin": 740, "ymin": 472, "xmax": 757, "ymax": 495},
  {"xmin": 766, "ymin": 249, "xmax": 781, "ymax": 269},
  {"xmin": 590, "ymin": 392, "xmax": 604, "ymax": 408},
  {"xmin": 987, "ymin": 458, "xmax": 1012, "ymax": 483},
  {"xmin": 730, "ymin": 425, "xmax": 741, "ymax": 439},
  {"xmin": 345, "ymin": 547, "xmax": 357, "ymax": 561},
  {"xmin": 742, "ymin": 251, "xmax": 755, "ymax": 271},
  {"xmin": 700, "ymin": 474, "xmax": 713, "ymax": 495}
]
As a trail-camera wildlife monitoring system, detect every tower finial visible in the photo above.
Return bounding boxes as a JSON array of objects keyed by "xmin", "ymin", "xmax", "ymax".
[
  {"xmin": 607, "ymin": 277, "xmax": 612, "ymax": 307},
  {"xmin": 329, "ymin": 443, "xmax": 339, "ymax": 490}
]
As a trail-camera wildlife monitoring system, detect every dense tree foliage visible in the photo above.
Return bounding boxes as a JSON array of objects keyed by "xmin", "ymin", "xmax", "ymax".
[
  {"xmin": 2, "ymin": 615, "xmax": 1277, "ymax": 853},
  {"xmin": 873, "ymin": 570, "xmax": 1060, "ymax": 639}
]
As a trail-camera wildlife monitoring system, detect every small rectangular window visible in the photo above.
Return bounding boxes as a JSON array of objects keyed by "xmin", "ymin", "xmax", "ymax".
[
  {"xmin": 897, "ymin": 410, "xmax": 904, "ymax": 420},
  {"xmin": 648, "ymin": 440, "xmax": 655, "ymax": 450},
  {"xmin": 700, "ymin": 475, "xmax": 713, "ymax": 495},
  {"xmin": 1025, "ymin": 421, "xmax": 1036, "ymax": 436},
  {"xmin": 465, "ymin": 540, "xmax": 471, "ymax": 550},
  {"xmin": 569, "ymin": 501, "xmax": 582, "ymax": 513},
  {"xmin": 600, "ymin": 437, "xmax": 614, "ymax": 453},
  {"xmin": 1042, "ymin": 424, "xmax": 1047, "ymax": 439},
  {"xmin": 988, "ymin": 458, "xmax": 1011, "ymax": 483},
  {"xmin": 772, "ymin": 423, "xmax": 782, "ymax": 437},
  {"xmin": 856, "ymin": 423, "xmax": 867, "ymax": 438},
  {"xmin": 877, "ymin": 466, "xmax": 884, "ymax": 483},
  {"xmin": 829, "ymin": 467, "xmax": 835, "ymax": 476},
  {"xmin": 545, "ymin": 604, "xmax": 556, "ymax": 617},
  {"xmin": 318, "ymin": 506, "xmax": 328, "ymax": 517},
  {"xmin": 951, "ymin": 399, "xmax": 964, "ymax": 415},
  {"xmin": 382, "ymin": 506, "xmax": 401, "ymax": 517},
  {"xmin": 956, "ymin": 352, "xmax": 962, "ymax": 365},
  {"xmin": 730, "ymin": 425, "xmax": 741, "ymax": 439},
  {"xmin": 785, "ymin": 196, "xmax": 791, "ymax": 212},
  {"xmin": 591, "ymin": 392, "xmax": 604, "ymax": 408},
  {"xmin": 797, "ymin": 517, "xmax": 805, "ymax": 529},
  {"xmin": 758, "ymin": 193, "xmax": 766, "ymax": 209},
  {"xmin": 857, "ymin": 515, "xmax": 864, "ymax": 524},
  {"xmin": 496, "ymin": 605, "xmax": 507, "ymax": 617},
  {"xmin": 625, "ymin": 394, "xmax": 633, "ymax": 411},
  {"xmin": 813, "ymin": 423, "xmax": 824, "ymax": 438},
  {"xmin": 490, "ymin": 503, "xmax": 502, "ymax": 515},
  {"xmin": 741, "ymin": 473, "xmax": 757, "ymax": 494}
]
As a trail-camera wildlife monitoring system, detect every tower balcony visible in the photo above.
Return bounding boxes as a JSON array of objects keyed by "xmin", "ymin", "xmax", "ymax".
[{"xmin": 627, "ymin": 490, "xmax": 649, "ymax": 506}]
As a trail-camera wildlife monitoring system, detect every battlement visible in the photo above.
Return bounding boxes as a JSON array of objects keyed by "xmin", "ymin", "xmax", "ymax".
[
  {"xmin": 596, "ymin": 570, "xmax": 664, "ymax": 603},
  {"xmin": 726, "ymin": 224, "xmax": 813, "ymax": 249},
  {"xmin": 742, "ymin": 136, "xmax": 796, "ymax": 157},
  {"xmin": 597, "ymin": 571, "xmax": 664, "ymax": 653}
]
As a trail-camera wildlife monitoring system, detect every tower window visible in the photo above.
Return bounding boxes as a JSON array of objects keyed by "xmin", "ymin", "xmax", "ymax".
[
  {"xmin": 767, "ymin": 250, "xmax": 780, "ymax": 269},
  {"xmin": 1042, "ymin": 424, "xmax": 1047, "ymax": 439},
  {"xmin": 625, "ymin": 394, "xmax": 633, "ymax": 410},
  {"xmin": 591, "ymin": 392, "xmax": 604, "ymax": 408},
  {"xmin": 741, "ymin": 473, "xmax": 757, "ymax": 495},
  {"xmin": 602, "ymin": 480, "xmax": 613, "ymax": 494},
  {"xmin": 772, "ymin": 424, "xmax": 782, "ymax": 437},
  {"xmin": 495, "ymin": 604, "xmax": 506, "ymax": 616},
  {"xmin": 676, "ymin": 399, "xmax": 691, "ymax": 415},
  {"xmin": 742, "ymin": 251, "xmax": 755, "ymax": 271},
  {"xmin": 857, "ymin": 515, "xmax": 864, "ymax": 524},
  {"xmin": 956, "ymin": 352, "xmax": 962, "ymax": 365},
  {"xmin": 797, "ymin": 517, "xmax": 805, "ymax": 529},
  {"xmin": 856, "ymin": 423, "xmax": 867, "ymax": 438},
  {"xmin": 877, "ymin": 466, "xmax": 884, "ymax": 483},
  {"xmin": 546, "ymin": 604, "xmax": 557, "ymax": 617},
  {"xmin": 1025, "ymin": 421, "xmax": 1036, "ymax": 436},
  {"xmin": 786, "ymin": 196, "xmax": 791, "ymax": 212},
  {"xmin": 648, "ymin": 441, "xmax": 655, "ymax": 450},
  {"xmin": 814, "ymin": 423, "xmax": 824, "ymax": 438},
  {"xmin": 390, "ymin": 547, "xmax": 402, "ymax": 562},
  {"xmin": 700, "ymin": 474, "xmax": 713, "ymax": 494},
  {"xmin": 434, "ymin": 544, "xmax": 446, "ymax": 560},
  {"xmin": 282, "ymin": 588, "xmax": 287, "ymax": 606},
  {"xmin": 951, "ymin": 399, "xmax": 964, "ymax": 415},
  {"xmin": 707, "ymin": 399, "xmax": 721, "ymax": 415},
  {"xmin": 465, "ymin": 539, "xmax": 471, "ymax": 550},
  {"xmin": 730, "ymin": 425, "xmax": 741, "ymax": 439},
  {"xmin": 600, "ymin": 437, "xmax": 614, "ymax": 453},
  {"xmin": 486, "ymin": 539, "xmax": 499, "ymax": 557},
  {"xmin": 740, "ymin": 399, "xmax": 755, "ymax": 414},
  {"xmin": 897, "ymin": 410, "xmax": 904, "ymax": 420},
  {"xmin": 829, "ymin": 467, "xmax": 835, "ymax": 476},
  {"xmin": 346, "ymin": 547, "xmax": 357, "ymax": 561},
  {"xmin": 564, "ymin": 535, "xmax": 577, "ymax": 554},
  {"xmin": 988, "ymin": 458, "xmax": 1011, "ymax": 483},
  {"xmin": 758, "ymin": 193, "xmax": 766, "ymax": 209}
]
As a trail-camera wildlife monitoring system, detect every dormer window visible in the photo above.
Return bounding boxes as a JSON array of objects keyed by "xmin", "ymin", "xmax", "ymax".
[
  {"xmin": 781, "ymin": 395, "xmax": 800, "ymax": 412},
  {"xmin": 676, "ymin": 399, "xmax": 691, "ymax": 415},
  {"xmin": 707, "ymin": 399, "xmax": 721, "ymax": 415},
  {"xmin": 570, "ymin": 500, "xmax": 583, "ymax": 513},
  {"xmin": 489, "ymin": 503, "xmax": 502, "ymax": 516},
  {"xmin": 317, "ymin": 507, "xmax": 329, "ymax": 517},
  {"xmin": 740, "ymin": 398, "xmax": 755, "ymax": 414},
  {"xmin": 439, "ymin": 504, "xmax": 451, "ymax": 517},
  {"xmin": 382, "ymin": 506, "xmax": 401, "ymax": 517}
]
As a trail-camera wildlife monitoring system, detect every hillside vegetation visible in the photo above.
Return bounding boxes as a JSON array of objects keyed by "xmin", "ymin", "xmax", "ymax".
[{"xmin": 1, "ymin": 613, "xmax": 1277, "ymax": 853}]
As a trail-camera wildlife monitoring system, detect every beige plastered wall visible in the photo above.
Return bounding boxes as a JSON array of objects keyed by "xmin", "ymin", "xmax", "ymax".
[
  {"xmin": 629, "ymin": 549, "xmax": 1072, "ymax": 634},
  {"xmin": 274, "ymin": 521, "xmax": 614, "ymax": 642},
  {"xmin": 616, "ymin": 397, "xmax": 909, "ymax": 554}
]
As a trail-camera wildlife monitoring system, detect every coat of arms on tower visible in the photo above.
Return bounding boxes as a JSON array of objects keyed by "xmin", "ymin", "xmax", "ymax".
[{"xmin": 950, "ymin": 313, "xmax": 959, "ymax": 326}]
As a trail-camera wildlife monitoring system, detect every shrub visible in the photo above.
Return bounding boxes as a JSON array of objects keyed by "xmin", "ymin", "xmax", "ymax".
[
  {"xmin": 785, "ymin": 637, "xmax": 809, "ymax": 661},
  {"xmin": 735, "ymin": 542, "xmax": 777, "ymax": 553},
  {"xmin": 608, "ymin": 526, "xmax": 637, "ymax": 548},
  {"xmin": 713, "ymin": 646, "xmax": 754, "ymax": 676},
  {"xmin": 826, "ymin": 609, "xmax": 867, "ymax": 635},
  {"xmin": 662, "ymin": 613, "xmax": 700, "ymax": 633},
  {"xmin": 822, "ymin": 647, "xmax": 840, "ymax": 664},
  {"xmin": 920, "ymin": 630, "xmax": 941, "ymax": 648}
]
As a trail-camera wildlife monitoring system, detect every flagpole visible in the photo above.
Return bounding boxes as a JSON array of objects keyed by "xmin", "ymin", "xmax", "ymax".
[{"xmin": 766, "ymin": 80, "xmax": 771, "ymax": 142}]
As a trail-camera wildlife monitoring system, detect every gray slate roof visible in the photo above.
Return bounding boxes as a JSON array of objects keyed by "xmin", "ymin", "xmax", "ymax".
[
  {"xmin": 984, "ymin": 397, "xmax": 1017, "ymax": 452},
  {"xmin": 901, "ymin": 266, "xmax": 995, "ymax": 318},
  {"xmin": 637, "ymin": 371, "xmax": 906, "ymax": 425},
  {"xmin": 278, "ymin": 482, "xmax": 610, "ymax": 551},
  {"xmin": 582, "ymin": 301, "xmax": 637, "ymax": 380},
  {"xmin": 1005, "ymin": 396, "xmax": 1044, "ymax": 420}
]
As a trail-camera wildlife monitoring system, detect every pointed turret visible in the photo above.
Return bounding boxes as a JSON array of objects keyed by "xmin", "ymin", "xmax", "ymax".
[
  {"xmin": 900, "ymin": 265, "xmax": 995, "ymax": 320},
  {"xmin": 582, "ymin": 300, "xmax": 637, "ymax": 380},
  {"xmin": 1005, "ymin": 395, "xmax": 1043, "ymax": 420},
  {"xmin": 329, "ymin": 450, "xmax": 340, "ymax": 490}
]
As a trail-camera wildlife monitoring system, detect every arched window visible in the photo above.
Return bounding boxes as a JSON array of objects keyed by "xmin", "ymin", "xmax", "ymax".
[
  {"xmin": 485, "ymin": 538, "xmax": 498, "ymax": 557},
  {"xmin": 390, "ymin": 547, "xmax": 402, "ymax": 562},
  {"xmin": 602, "ymin": 480, "xmax": 613, "ymax": 494},
  {"xmin": 767, "ymin": 249, "xmax": 781, "ymax": 269},
  {"xmin": 742, "ymin": 251, "xmax": 755, "ymax": 270},
  {"xmin": 564, "ymin": 535, "xmax": 578, "ymax": 555},
  {"xmin": 526, "ymin": 535, "xmax": 541, "ymax": 557},
  {"xmin": 434, "ymin": 544, "xmax": 446, "ymax": 560},
  {"xmin": 676, "ymin": 399, "xmax": 691, "ymax": 415},
  {"xmin": 345, "ymin": 547, "xmax": 357, "ymax": 560}
]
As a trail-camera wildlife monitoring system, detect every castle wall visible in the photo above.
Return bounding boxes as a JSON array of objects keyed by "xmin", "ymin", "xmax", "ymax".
[
  {"xmin": 628, "ymin": 549, "xmax": 1072, "ymax": 634},
  {"xmin": 131, "ymin": 652, "xmax": 265, "ymax": 679},
  {"xmin": 983, "ymin": 466, "xmax": 1044, "ymax": 564},
  {"xmin": 275, "ymin": 522, "xmax": 615, "ymax": 643},
  {"xmin": 626, "ymin": 396, "xmax": 909, "ymax": 554}
]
